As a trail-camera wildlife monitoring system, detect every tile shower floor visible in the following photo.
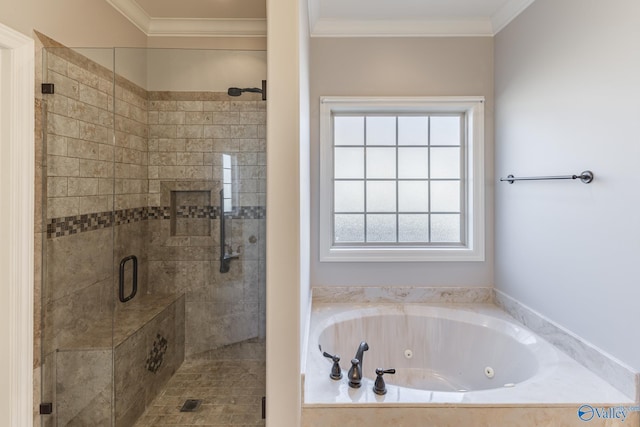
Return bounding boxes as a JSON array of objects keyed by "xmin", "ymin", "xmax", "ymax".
[{"xmin": 134, "ymin": 342, "xmax": 266, "ymax": 427}]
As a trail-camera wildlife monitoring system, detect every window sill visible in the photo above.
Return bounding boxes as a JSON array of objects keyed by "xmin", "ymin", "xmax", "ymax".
[{"xmin": 320, "ymin": 246, "xmax": 485, "ymax": 262}]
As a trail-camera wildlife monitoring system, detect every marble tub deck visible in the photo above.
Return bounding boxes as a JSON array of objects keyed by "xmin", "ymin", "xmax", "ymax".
[{"xmin": 303, "ymin": 290, "xmax": 639, "ymax": 427}]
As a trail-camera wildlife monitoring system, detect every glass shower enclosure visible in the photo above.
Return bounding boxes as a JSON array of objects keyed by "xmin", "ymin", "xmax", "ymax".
[{"xmin": 38, "ymin": 39, "xmax": 266, "ymax": 426}]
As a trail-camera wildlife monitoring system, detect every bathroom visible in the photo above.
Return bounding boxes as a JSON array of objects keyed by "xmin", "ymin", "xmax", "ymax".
[{"xmin": 0, "ymin": 0, "xmax": 639, "ymax": 426}]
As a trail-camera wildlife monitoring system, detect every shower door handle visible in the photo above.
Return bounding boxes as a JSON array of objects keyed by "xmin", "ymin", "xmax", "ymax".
[{"xmin": 119, "ymin": 255, "xmax": 138, "ymax": 303}]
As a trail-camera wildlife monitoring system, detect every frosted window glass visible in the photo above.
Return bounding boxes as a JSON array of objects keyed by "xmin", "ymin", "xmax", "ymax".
[
  {"xmin": 223, "ymin": 183, "xmax": 232, "ymax": 196},
  {"xmin": 335, "ymin": 116, "xmax": 364, "ymax": 146},
  {"xmin": 431, "ymin": 116, "xmax": 460, "ymax": 146},
  {"xmin": 335, "ymin": 147, "xmax": 364, "ymax": 179},
  {"xmin": 431, "ymin": 181, "xmax": 460, "ymax": 212},
  {"xmin": 366, "ymin": 116, "xmax": 396, "ymax": 146},
  {"xmin": 223, "ymin": 199, "xmax": 232, "ymax": 212},
  {"xmin": 335, "ymin": 214, "xmax": 364, "ymax": 242},
  {"xmin": 431, "ymin": 214, "xmax": 460, "ymax": 242},
  {"xmin": 335, "ymin": 181, "xmax": 364, "ymax": 212},
  {"xmin": 366, "ymin": 148, "xmax": 396, "ymax": 179},
  {"xmin": 366, "ymin": 181, "xmax": 396, "ymax": 212},
  {"xmin": 398, "ymin": 116, "xmax": 428, "ymax": 145},
  {"xmin": 430, "ymin": 147, "xmax": 460, "ymax": 179},
  {"xmin": 366, "ymin": 214, "xmax": 396, "ymax": 242},
  {"xmin": 398, "ymin": 181, "xmax": 428, "ymax": 212},
  {"xmin": 399, "ymin": 214, "xmax": 429, "ymax": 242},
  {"xmin": 398, "ymin": 147, "xmax": 428, "ymax": 179}
]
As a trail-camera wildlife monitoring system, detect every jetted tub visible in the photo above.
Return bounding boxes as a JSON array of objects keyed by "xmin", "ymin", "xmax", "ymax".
[{"xmin": 303, "ymin": 303, "xmax": 631, "ymax": 406}]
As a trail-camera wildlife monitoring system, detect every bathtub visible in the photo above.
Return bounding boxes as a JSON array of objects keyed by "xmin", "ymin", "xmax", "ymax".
[{"xmin": 303, "ymin": 303, "xmax": 632, "ymax": 406}]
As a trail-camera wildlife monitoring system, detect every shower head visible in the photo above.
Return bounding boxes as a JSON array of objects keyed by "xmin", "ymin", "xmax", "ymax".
[
  {"xmin": 227, "ymin": 87, "xmax": 244, "ymax": 97},
  {"xmin": 227, "ymin": 80, "xmax": 267, "ymax": 100}
]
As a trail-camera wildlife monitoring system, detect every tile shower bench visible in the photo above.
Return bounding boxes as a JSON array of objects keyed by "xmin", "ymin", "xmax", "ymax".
[{"xmin": 54, "ymin": 293, "xmax": 185, "ymax": 427}]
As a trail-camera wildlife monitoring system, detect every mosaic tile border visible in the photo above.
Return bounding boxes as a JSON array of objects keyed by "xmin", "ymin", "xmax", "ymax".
[{"xmin": 47, "ymin": 205, "xmax": 266, "ymax": 238}]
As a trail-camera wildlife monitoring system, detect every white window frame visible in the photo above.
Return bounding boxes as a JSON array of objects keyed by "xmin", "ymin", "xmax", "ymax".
[{"xmin": 319, "ymin": 96, "xmax": 484, "ymax": 262}]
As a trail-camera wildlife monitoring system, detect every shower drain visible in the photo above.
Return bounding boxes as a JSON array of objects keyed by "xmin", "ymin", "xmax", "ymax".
[{"xmin": 180, "ymin": 399, "xmax": 202, "ymax": 412}]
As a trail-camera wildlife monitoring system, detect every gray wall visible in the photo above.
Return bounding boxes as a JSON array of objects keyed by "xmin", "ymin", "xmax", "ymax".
[
  {"xmin": 309, "ymin": 37, "xmax": 494, "ymax": 287},
  {"xmin": 495, "ymin": 0, "xmax": 640, "ymax": 371}
]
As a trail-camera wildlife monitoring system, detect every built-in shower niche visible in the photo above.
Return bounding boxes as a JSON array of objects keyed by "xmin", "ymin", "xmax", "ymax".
[{"xmin": 163, "ymin": 181, "xmax": 218, "ymax": 239}]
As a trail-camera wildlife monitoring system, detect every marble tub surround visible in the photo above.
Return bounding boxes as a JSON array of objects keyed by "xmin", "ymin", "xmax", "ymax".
[
  {"xmin": 311, "ymin": 286, "xmax": 493, "ymax": 304},
  {"xmin": 304, "ymin": 303, "xmax": 632, "ymax": 406},
  {"xmin": 494, "ymin": 290, "xmax": 639, "ymax": 401}
]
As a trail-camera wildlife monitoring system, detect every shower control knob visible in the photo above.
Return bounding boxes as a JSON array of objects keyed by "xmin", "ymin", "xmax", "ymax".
[{"xmin": 373, "ymin": 368, "xmax": 396, "ymax": 395}]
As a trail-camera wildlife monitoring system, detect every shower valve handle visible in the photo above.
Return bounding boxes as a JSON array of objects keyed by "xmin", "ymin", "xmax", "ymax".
[
  {"xmin": 322, "ymin": 351, "xmax": 343, "ymax": 380},
  {"xmin": 373, "ymin": 368, "xmax": 396, "ymax": 395}
]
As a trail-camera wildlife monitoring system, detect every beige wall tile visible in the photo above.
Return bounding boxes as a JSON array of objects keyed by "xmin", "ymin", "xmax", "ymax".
[
  {"xmin": 149, "ymin": 152, "xmax": 177, "ymax": 166},
  {"xmin": 79, "ymin": 122, "xmax": 110, "ymax": 144},
  {"xmin": 48, "ymin": 113, "xmax": 79, "ymax": 139},
  {"xmin": 203, "ymin": 101, "xmax": 230, "ymax": 112},
  {"xmin": 177, "ymin": 153, "xmax": 204, "ymax": 166},
  {"xmin": 49, "ymin": 71, "xmax": 79, "ymax": 100},
  {"xmin": 46, "ymin": 53, "xmax": 68, "ymax": 76},
  {"xmin": 79, "ymin": 159, "xmax": 113, "ymax": 178},
  {"xmin": 68, "ymin": 63, "xmax": 100, "ymax": 90},
  {"xmin": 47, "ymin": 177, "xmax": 68, "ymax": 197},
  {"xmin": 176, "ymin": 100, "xmax": 203, "ymax": 112},
  {"xmin": 210, "ymin": 112, "xmax": 239, "ymax": 125},
  {"xmin": 185, "ymin": 139, "xmax": 213, "ymax": 152},
  {"xmin": 149, "ymin": 100, "xmax": 177, "ymax": 111},
  {"xmin": 157, "ymin": 138, "xmax": 186, "ymax": 152},
  {"xmin": 48, "ymin": 155, "xmax": 80, "ymax": 177},
  {"xmin": 239, "ymin": 112, "xmax": 267, "ymax": 124},
  {"xmin": 149, "ymin": 124, "xmax": 177, "ymax": 139},
  {"xmin": 67, "ymin": 177, "xmax": 100, "ymax": 196},
  {"xmin": 78, "ymin": 195, "xmax": 110, "ymax": 214},
  {"xmin": 67, "ymin": 137, "xmax": 100, "ymax": 160},
  {"xmin": 204, "ymin": 125, "xmax": 232, "ymax": 139},
  {"xmin": 47, "ymin": 134, "xmax": 68, "ymax": 156},
  {"xmin": 176, "ymin": 125, "xmax": 204, "ymax": 139},
  {"xmin": 79, "ymin": 83, "xmax": 109, "ymax": 110},
  {"xmin": 158, "ymin": 111, "xmax": 185, "ymax": 125},
  {"xmin": 47, "ymin": 196, "xmax": 79, "ymax": 218}
]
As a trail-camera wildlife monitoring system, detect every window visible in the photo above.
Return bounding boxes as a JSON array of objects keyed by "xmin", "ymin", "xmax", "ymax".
[
  {"xmin": 221, "ymin": 153, "xmax": 236, "ymax": 213},
  {"xmin": 319, "ymin": 97, "xmax": 485, "ymax": 262}
]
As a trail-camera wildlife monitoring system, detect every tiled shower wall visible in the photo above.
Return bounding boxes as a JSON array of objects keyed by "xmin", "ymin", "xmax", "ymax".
[
  {"xmin": 36, "ymin": 34, "xmax": 266, "ymax": 426},
  {"xmin": 146, "ymin": 92, "xmax": 266, "ymax": 357}
]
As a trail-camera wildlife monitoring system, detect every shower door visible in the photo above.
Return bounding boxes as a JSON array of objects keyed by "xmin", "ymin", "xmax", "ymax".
[
  {"xmin": 39, "ymin": 44, "xmax": 117, "ymax": 427},
  {"xmin": 110, "ymin": 47, "xmax": 267, "ymax": 426},
  {"xmin": 39, "ymin": 42, "xmax": 266, "ymax": 427}
]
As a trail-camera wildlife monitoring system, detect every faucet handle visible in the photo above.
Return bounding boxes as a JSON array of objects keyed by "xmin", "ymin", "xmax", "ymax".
[
  {"xmin": 322, "ymin": 351, "xmax": 343, "ymax": 380},
  {"xmin": 373, "ymin": 368, "xmax": 396, "ymax": 395}
]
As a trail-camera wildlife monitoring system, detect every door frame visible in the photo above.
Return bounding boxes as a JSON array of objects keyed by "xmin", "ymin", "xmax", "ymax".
[{"xmin": 0, "ymin": 22, "xmax": 35, "ymax": 427}]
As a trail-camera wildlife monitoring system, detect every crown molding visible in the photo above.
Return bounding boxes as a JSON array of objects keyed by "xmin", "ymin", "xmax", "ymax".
[
  {"xmin": 148, "ymin": 18, "xmax": 266, "ymax": 37},
  {"xmin": 106, "ymin": 0, "xmax": 267, "ymax": 37},
  {"xmin": 308, "ymin": 0, "xmax": 536, "ymax": 37},
  {"xmin": 310, "ymin": 19, "xmax": 495, "ymax": 37},
  {"xmin": 491, "ymin": 0, "xmax": 536, "ymax": 34}
]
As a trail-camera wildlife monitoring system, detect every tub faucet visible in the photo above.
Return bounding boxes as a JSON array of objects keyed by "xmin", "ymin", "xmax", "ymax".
[{"xmin": 347, "ymin": 341, "xmax": 369, "ymax": 388}]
